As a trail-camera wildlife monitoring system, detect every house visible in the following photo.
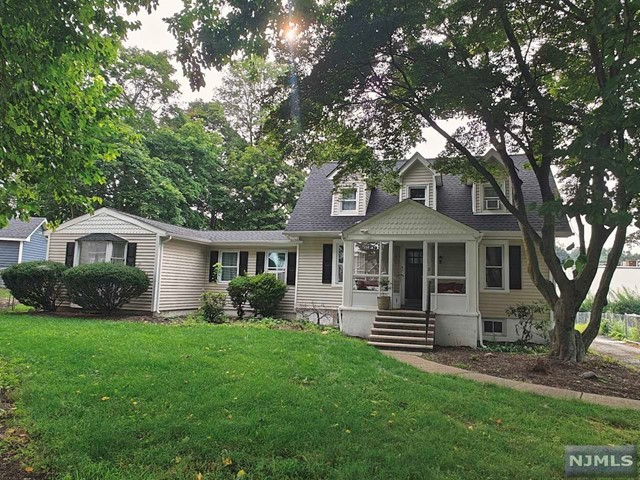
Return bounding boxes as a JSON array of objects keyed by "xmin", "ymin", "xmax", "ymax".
[
  {"xmin": 47, "ymin": 150, "xmax": 571, "ymax": 350},
  {"xmin": 0, "ymin": 217, "xmax": 48, "ymax": 286}
]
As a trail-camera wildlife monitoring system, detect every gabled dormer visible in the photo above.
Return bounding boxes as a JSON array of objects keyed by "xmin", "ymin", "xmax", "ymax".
[
  {"xmin": 397, "ymin": 152, "xmax": 440, "ymax": 209},
  {"xmin": 471, "ymin": 149, "xmax": 513, "ymax": 215},
  {"xmin": 328, "ymin": 170, "xmax": 369, "ymax": 217}
]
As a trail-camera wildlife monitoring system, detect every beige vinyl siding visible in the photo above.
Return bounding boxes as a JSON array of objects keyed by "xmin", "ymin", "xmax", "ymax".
[
  {"xmin": 205, "ymin": 246, "xmax": 296, "ymax": 314},
  {"xmin": 296, "ymin": 237, "xmax": 342, "ymax": 310},
  {"xmin": 479, "ymin": 239, "xmax": 548, "ymax": 318},
  {"xmin": 400, "ymin": 162, "xmax": 435, "ymax": 208},
  {"xmin": 158, "ymin": 239, "xmax": 208, "ymax": 312},
  {"xmin": 49, "ymin": 229, "xmax": 157, "ymax": 312}
]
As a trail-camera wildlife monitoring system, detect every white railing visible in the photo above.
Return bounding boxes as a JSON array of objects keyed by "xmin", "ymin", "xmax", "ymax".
[{"xmin": 576, "ymin": 312, "xmax": 640, "ymax": 342}]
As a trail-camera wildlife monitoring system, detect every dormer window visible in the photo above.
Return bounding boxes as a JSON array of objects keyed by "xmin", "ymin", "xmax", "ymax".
[
  {"xmin": 483, "ymin": 185, "xmax": 502, "ymax": 210},
  {"xmin": 339, "ymin": 188, "xmax": 358, "ymax": 213},
  {"xmin": 409, "ymin": 187, "xmax": 427, "ymax": 206}
]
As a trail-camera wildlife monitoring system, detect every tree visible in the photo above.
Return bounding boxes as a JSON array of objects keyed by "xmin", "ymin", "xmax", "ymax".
[
  {"xmin": 107, "ymin": 47, "xmax": 180, "ymax": 130},
  {"xmin": 217, "ymin": 56, "xmax": 287, "ymax": 145},
  {"xmin": 0, "ymin": 0, "xmax": 157, "ymax": 226},
  {"xmin": 170, "ymin": 0, "xmax": 640, "ymax": 361},
  {"xmin": 222, "ymin": 138, "xmax": 304, "ymax": 230}
]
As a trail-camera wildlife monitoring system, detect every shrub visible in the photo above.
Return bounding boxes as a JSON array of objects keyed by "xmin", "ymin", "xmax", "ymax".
[
  {"xmin": 606, "ymin": 287, "xmax": 640, "ymax": 315},
  {"xmin": 579, "ymin": 295, "xmax": 594, "ymax": 312},
  {"xmin": 200, "ymin": 292, "xmax": 226, "ymax": 324},
  {"xmin": 247, "ymin": 273, "xmax": 287, "ymax": 318},
  {"xmin": 227, "ymin": 275, "xmax": 251, "ymax": 319},
  {"xmin": 506, "ymin": 301, "xmax": 550, "ymax": 344},
  {"xmin": 1, "ymin": 261, "xmax": 67, "ymax": 311},
  {"xmin": 64, "ymin": 263, "xmax": 149, "ymax": 313}
]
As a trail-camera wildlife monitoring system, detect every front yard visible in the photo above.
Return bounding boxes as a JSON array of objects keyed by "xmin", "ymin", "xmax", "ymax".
[{"xmin": 1, "ymin": 313, "xmax": 639, "ymax": 479}]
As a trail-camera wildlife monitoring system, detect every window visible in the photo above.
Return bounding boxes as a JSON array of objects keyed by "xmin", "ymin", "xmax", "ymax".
[
  {"xmin": 426, "ymin": 242, "xmax": 466, "ymax": 295},
  {"xmin": 409, "ymin": 186, "xmax": 427, "ymax": 205},
  {"xmin": 483, "ymin": 320, "xmax": 504, "ymax": 334},
  {"xmin": 339, "ymin": 188, "xmax": 357, "ymax": 212},
  {"xmin": 485, "ymin": 245, "xmax": 504, "ymax": 289},
  {"xmin": 266, "ymin": 251, "xmax": 287, "ymax": 282},
  {"xmin": 78, "ymin": 241, "xmax": 127, "ymax": 265},
  {"xmin": 334, "ymin": 242, "xmax": 344, "ymax": 284},
  {"xmin": 353, "ymin": 242, "xmax": 389, "ymax": 292},
  {"xmin": 483, "ymin": 184, "xmax": 501, "ymax": 210},
  {"xmin": 220, "ymin": 251, "xmax": 239, "ymax": 282}
]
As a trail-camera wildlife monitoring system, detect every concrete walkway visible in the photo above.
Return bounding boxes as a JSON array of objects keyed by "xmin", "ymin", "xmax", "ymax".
[
  {"xmin": 590, "ymin": 336, "xmax": 640, "ymax": 368},
  {"xmin": 382, "ymin": 351, "xmax": 640, "ymax": 410}
]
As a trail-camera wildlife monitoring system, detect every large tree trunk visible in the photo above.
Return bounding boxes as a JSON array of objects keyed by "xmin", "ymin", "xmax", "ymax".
[{"xmin": 550, "ymin": 296, "xmax": 586, "ymax": 361}]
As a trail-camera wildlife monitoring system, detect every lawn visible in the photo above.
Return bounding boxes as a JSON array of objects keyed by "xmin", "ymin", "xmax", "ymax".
[{"xmin": 0, "ymin": 313, "xmax": 639, "ymax": 480}]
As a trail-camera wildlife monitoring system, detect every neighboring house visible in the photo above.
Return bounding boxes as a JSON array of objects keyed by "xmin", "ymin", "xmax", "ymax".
[
  {"xmin": 0, "ymin": 217, "xmax": 48, "ymax": 286},
  {"xmin": 48, "ymin": 149, "xmax": 571, "ymax": 350}
]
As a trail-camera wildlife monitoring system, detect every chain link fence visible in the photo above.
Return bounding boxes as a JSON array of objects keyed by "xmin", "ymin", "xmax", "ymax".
[{"xmin": 576, "ymin": 312, "xmax": 640, "ymax": 342}]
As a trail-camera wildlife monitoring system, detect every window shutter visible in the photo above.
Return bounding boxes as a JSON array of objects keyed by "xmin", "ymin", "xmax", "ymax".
[
  {"xmin": 239, "ymin": 251, "xmax": 249, "ymax": 276},
  {"xmin": 125, "ymin": 243, "xmax": 137, "ymax": 267},
  {"xmin": 322, "ymin": 244, "xmax": 333, "ymax": 284},
  {"xmin": 209, "ymin": 250, "xmax": 219, "ymax": 282},
  {"xmin": 65, "ymin": 242, "xmax": 75, "ymax": 267},
  {"xmin": 286, "ymin": 251, "xmax": 297, "ymax": 286},
  {"xmin": 509, "ymin": 245, "xmax": 522, "ymax": 290},
  {"xmin": 256, "ymin": 252, "xmax": 265, "ymax": 274}
]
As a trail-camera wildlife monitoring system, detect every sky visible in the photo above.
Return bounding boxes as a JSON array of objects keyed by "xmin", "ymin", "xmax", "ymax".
[{"xmin": 123, "ymin": 2, "xmax": 455, "ymax": 158}]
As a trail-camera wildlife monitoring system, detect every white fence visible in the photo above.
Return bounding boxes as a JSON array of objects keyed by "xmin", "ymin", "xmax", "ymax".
[{"xmin": 576, "ymin": 312, "xmax": 640, "ymax": 341}]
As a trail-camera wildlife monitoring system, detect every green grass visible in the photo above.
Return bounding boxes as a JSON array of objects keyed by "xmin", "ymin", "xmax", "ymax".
[
  {"xmin": 0, "ymin": 313, "xmax": 639, "ymax": 479},
  {"xmin": 0, "ymin": 287, "xmax": 11, "ymax": 300}
]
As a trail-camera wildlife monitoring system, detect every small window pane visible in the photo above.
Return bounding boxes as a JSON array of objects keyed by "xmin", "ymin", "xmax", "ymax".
[
  {"xmin": 354, "ymin": 242, "xmax": 379, "ymax": 276},
  {"xmin": 486, "ymin": 267, "xmax": 503, "ymax": 288},
  {"xmin": 221, "ymin": 252, "xmax": 239, "ymax": 282},
  {"xmin": 221, "ymin": 252, "xmax": 238, "ymax": 267},
  {"xmin": 493, "ymin": 321, "xmax": 503, "ymax": 333},
  {"xmin": 409, "ymin": 187, "xmax": 426, "ymax": 205},
  {"xmin": 111, "ymin": 242, "xmax": 126, "ymax": 264},
  {"xmin": 336, "ymin": 244, "xmax": 344, "ymax": 284},
  {"xmin": 486, "ymin": 246, "xmax": 503, "ymax": 266},
  {"xmin": 341, "ymin": 189, "xmax": 357, "ymax": 211},
  {"xmin": 484, "ymin": 185, "xmax": 498, "ymax": 199},
  {"xmin": 483, "ymin": 320, "xmax": 494, "ymax": 333},
  {"xmin": 80, "ymin": 241, "xmax": 107, "ymax": 264},
  {"xmin": 267, "ymin": 252, "xmax": 286, "ymax": 269}
]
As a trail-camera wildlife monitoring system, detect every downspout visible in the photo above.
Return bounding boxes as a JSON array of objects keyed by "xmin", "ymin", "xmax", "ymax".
[
  {"xmin": 17, "ymin": 241, "xmax": 23, "ymax": 264},
  {"xmin": 152, "ymin": 235, "xmax": 171, "ymax": 313},
  {"xmin": 476, "ymin": 233, "xmax": 486, "ymax": 348}
]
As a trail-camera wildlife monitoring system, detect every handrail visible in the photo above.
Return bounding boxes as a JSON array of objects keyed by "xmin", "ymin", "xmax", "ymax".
[{"xmin": 425, "ymin": 279, "xmax": 431, "ymax": 344}]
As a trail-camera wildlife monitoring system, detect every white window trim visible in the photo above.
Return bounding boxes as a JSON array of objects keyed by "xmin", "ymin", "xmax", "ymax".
[
  {"xmin": 219, "ymin": 250, "xmax": 240, "ymax": 284},
  {"xmin": 475, "ymin": 180, "xmax": 512, "ymax": 215},
  {"xmin": 481, "ymin": 241, "xmax": 510, "ymax": 292},
  {"xmin": 332, "ymin": 240, "xmax": 344, "ymax": 286},
  {"xmin": 483, "ymin": 319, "xmax": 507, "ymax": 336},
  {"xmin": 265, "ymin": 250, "xmax": 287, "ymax": 281},
  {"xmin": 407, "ymin": 184, "xmax": 429, "ymax": 207},
  {"xmin": 75, "ymin": 240, "xmax": 128, "ymax": 266},
  {"xmin": 336, "ymin": 187, "xmax": 359, "ymax": 215}
]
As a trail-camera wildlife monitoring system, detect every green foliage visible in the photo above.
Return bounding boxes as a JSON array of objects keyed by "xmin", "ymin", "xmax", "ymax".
[
  {"xmin": 483, "ymin": 342, "xmax": 549, "ymax": 355},
  {"xmin": 0, "ymin": 0, "xmax": 156, "ymax": 226},
  {"xmin": 63, "ymin": 263, "xmax": 149, "ymax": 313},
  {"xmin": 247, "ymin": 273, "xmax": 287, "ymax": 318},
  {"xmin": 199, "ymin": 292, "xmax": 227, "ymax": 324},
  {"xmin": 506, "ymin": 302, "xmax": 551, "ymax": 344},
  {"xmin": 227, "ymin": 276, "xmax": 252, "ymax": 319},
  {"xmin": 606, "ymin": 287, "xmax": 640, "ymax": 315},
  {"xmin": 1, "ymin": 261, "xmax": 67, "ymax": 311},
  {"xmin": 579, "ymin": 295, "xmax": 594, "ymax": 313}
]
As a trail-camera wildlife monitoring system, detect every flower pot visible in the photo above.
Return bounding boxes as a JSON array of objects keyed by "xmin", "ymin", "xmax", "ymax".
[{"xmin": 377, "ymin": 296, "xmax": 391, "ymax": 311}]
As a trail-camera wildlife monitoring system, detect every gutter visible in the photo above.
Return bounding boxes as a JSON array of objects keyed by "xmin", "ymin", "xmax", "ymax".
[{"xmin": 476, "ymin": 232, "xmax": 486, "ymax": 348}]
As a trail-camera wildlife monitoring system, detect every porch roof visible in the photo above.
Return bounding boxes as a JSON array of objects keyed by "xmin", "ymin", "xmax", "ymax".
[{"xmin": 342, "ymin": 199, "xmax": 480, "ymax": 239}]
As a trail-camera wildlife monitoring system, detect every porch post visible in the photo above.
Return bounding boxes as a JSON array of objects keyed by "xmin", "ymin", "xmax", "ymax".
[
  {"xmin": 465, "ymin": 240, "xmax": 478, "ymax": 314},
  {"xmin": 343, "ymin": 240, "xmax": 354, "ymax": 307},
  {"xmin": 422, "ymin": 240, "xmax": 428, "ymax": 311}
]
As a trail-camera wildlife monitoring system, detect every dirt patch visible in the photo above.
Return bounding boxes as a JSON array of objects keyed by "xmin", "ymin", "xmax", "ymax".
[
  {"xmin": 423, "ymin": 347, "xmax": 640, "ymax": 400},
  {"xmin": 20, "ymin": 310, "xmax": 171, "ymax": 324},
  {"xmin": 0, "ymin": 392, "xmax": 47, "ymax": 480}
]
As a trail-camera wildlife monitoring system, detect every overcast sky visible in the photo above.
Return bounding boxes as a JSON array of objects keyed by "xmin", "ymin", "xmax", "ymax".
[{"xmin": 124, "ymin": 3, "xmax": 456, "ymax": 158}]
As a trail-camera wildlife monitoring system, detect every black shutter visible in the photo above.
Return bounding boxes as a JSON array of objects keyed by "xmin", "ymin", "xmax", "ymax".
[
  {"xmin": 256, "ymin": 252, "xmax": 265, "ymax": 274},
  {"xmin": 239, "ymin": 251, "xmax": 249, "ymax": 276},
  {"xmin": 286, "ymin": 251, "xmax": 297, "ymax": 286},
  {"xmin": 125, "ymin": 243, "xmax": 137, "ymax": 267},
  {"xmin": 209, "ymin": 250, "xmax": 219, "ymax": 282},
  {"xmin": 65, "ymin": 242, "xmax": 75, "ymax": 267},
  {"xmin": 322, "ymin": 244, "xmax": 333, "ymax": 284},
  {"xmin": 509, "ymin": 245, "xmax": 522, "ymax": 290}
]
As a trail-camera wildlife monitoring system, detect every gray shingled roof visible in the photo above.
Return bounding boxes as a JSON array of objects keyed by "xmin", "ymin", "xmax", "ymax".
[
  {"xmin": 285, "ymin": 155, "xmax": 572, "ymax": 234},
  {"xmin": 124, "ymin": 212, "xmax": 290, "ymax": 243},
  {"xmin": 0, "ymin": 218, "xmax": 46, "ymax": 241}
]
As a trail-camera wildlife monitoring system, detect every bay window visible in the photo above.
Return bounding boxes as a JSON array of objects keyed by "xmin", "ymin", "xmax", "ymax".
[{"xmin": 78, "ymin": 239, "xmax": 127, "ymax": 265}]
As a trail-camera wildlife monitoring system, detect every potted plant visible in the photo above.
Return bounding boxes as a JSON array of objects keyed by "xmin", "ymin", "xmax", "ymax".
[{"xmin": 377, "ymin": 278, "xmax": 391, "ymax": 310}]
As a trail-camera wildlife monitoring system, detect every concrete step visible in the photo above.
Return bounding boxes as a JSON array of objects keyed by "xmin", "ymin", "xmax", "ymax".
[
  {"xmin": 373, "ymin": 321, "xmax": 431, "ymax": 331},
  {"xmin": 369, "ymin": 334, "xmax": 432, "ymax": 345},
  {"xmin": 371, "ymin": 328, "xmax": 427, "ymax": 337},
  {"xmin": 367, "ymin": 341, "xmax": 433, "ymax": 351},
  {"xmin": 377, "ymin": 309, "xmax": 432, "ymax": 318},
  {"xmin": 374, "ymin": 315, "xmax": 428, "ymax": 324}
]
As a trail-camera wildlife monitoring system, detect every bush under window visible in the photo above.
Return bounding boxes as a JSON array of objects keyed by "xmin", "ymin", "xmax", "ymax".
[
  {"xmin": 64, "ymin": 263, "xmax": 149, "ymax": 313},
  {"xmin": 200, "ymin": 292, "xmax": 226, "ymax": 323},
  {"xmin": 247, "ymin": 273, "xmax": 287, "ymax": 318},
  {"xmin": 1, "ymin": 261, "xmax": 68, "ymax": 311},
  {"xmin": 227, "ymin": 275, "xmax": 251, "ymax": 319}
]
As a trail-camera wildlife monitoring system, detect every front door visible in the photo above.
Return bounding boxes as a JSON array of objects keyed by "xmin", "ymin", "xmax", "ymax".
[{"xmin": 404, "ymin": 249, "xmax": 423, "ymax": 309}]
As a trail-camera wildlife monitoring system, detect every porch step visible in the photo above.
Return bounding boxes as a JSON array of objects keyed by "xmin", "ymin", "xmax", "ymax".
[
  {"xmin": 367, "ymin": 341, "xmax": 432, "ymax": 351},
  {"xmin": 373, "ymin": 321, "xmax": 431, "ymax": 331},
  {"xmin": 377, "ymin": 309, "xmax": 432, "ymax": 318},
  {"xmin": 374, "ymin": 315, "xmax": 428, "ymax": 324},
  {"xmin": 370, "ymin": 328, "xmax": 427, "ymax": 337},
  {"xmin": 369, "ymin": 334, "xmax": 434, "ymax": 345}
]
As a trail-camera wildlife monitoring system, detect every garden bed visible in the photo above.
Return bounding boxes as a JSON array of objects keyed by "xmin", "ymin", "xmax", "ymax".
[{"xmin": 423, "ymin": 346, "xmax": 640, "ymax": 400}]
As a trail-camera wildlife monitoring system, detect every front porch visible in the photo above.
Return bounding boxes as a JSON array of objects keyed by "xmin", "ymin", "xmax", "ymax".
[{"xmin": 337, "ymin": 200, "xmax": 482, "ymax": 348}]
